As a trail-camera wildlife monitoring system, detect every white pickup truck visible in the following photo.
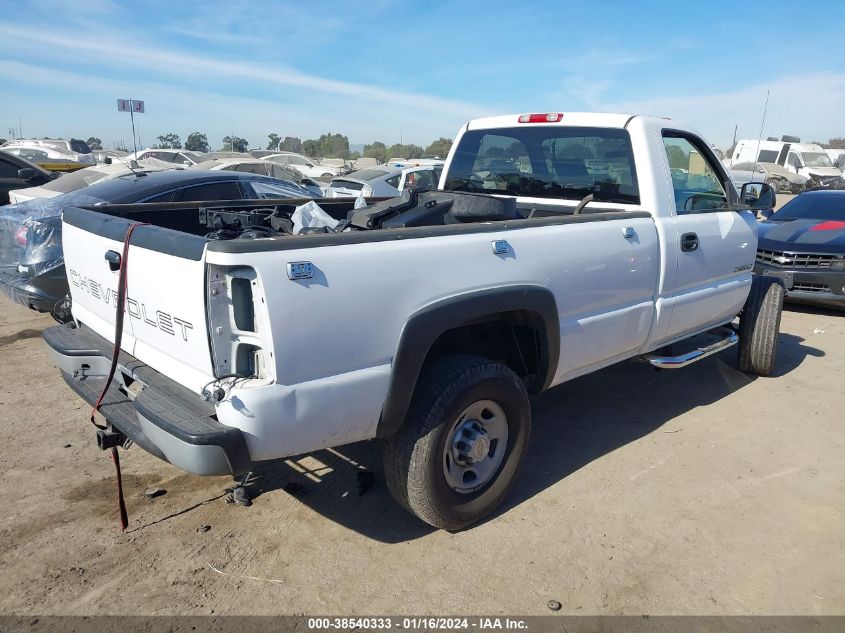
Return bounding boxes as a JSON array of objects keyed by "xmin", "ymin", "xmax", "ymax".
[{"xmin": 44, "ymin": 112, "xmax": 783, "ymax": 530}]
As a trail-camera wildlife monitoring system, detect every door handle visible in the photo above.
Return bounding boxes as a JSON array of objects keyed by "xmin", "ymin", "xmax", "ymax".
[
  {"xmin": 105, "ymin": 250, "xmax": 121, "ymax": 271},
  {"xmin": 680, "ymin": 232, "xmax": 699, "ymax": 252}
]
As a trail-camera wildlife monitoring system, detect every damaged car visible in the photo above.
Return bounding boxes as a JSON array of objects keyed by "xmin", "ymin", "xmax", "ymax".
[
  {"xmin": 730, "ymin": 161, "xmax": 808, "ymax": 194},
  {"xmin": 0, "ymin": 170, "xmax": 316, "ymax": 319}
]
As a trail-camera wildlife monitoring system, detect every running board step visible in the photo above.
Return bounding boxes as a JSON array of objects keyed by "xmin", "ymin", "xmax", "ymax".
[{"xmin": 641, "ymin": 326, "xmax": 738, "ymax": 369}]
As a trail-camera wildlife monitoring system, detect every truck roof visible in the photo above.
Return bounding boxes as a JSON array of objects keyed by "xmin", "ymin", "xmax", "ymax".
[{"xmin": 466, "ymin": 112, "xmax": 637, "ymax": 131}]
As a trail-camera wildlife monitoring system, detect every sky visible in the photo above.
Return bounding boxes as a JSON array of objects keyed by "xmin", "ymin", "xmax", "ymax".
[{"xmin": 1, "ymin": 0, "xmax": 843, "ymax": 151}]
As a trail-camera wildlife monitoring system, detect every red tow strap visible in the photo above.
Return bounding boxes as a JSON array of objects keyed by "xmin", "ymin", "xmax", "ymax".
[{"xmin": 89, "ymin": 221, "xmax": 147, "ymax": 530}]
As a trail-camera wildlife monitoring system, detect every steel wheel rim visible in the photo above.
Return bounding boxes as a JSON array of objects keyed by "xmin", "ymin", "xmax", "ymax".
[{"xmin": 442, "ymin": 399, "xmax": 509, "ymax": 494}]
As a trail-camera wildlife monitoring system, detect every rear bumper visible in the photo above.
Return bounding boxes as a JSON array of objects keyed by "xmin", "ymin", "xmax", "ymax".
[
  {"xmin": 43, "ymin": 322, "xmax": 252, "ymax": 476},
  {"xmin": 754, "ymin": 263, "xmax": 845, "ymax": 306},
  {"xmin": 0, "ymin": 265, "xmax": 69, "ymax": 313}
]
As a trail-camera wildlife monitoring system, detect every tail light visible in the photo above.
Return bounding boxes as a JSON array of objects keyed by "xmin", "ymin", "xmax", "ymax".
[
  {"xmin": 518, "ymin": 113, "xmax": 564, "ymax": 123},
  {"xmin": 206, "ymin": 264, "xmax": 270, "ymax": 380},
  {"xmin": 14, "ymin": 226, "xmax": 28, "ymax": 246}
]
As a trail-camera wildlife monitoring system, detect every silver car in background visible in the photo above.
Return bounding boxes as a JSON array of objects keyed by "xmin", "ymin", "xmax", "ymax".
[
  {"xmin": 729, "ymin": 161, "xmax": 808, "ymax": 194},
  {"xmin": 1, "ymin": 138, "xmax": 96, "ymax": 171},
  {"xmin": 328, "ymin": 164, "xmax": 443, "ymax": 197}
]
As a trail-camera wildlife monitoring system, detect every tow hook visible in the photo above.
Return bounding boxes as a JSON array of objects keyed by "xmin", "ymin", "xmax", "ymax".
[{"xmin": 96, "ymin": 427, "xmax": 129, "ymax": 450}]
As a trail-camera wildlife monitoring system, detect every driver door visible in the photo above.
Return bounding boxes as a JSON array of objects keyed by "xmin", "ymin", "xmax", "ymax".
[{"xmin": 659, "ymin": 132, "xmax": 757, "ymax": 343}]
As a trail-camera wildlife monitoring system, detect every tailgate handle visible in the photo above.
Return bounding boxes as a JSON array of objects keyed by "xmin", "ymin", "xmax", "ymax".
[{"xmin": 105, "ymin": 250, "xmax": 122, "ymax": 271}]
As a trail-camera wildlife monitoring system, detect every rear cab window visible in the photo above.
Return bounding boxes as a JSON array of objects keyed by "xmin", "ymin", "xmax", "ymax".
[{"xmin": 444, "ymin": 126, "xmax": 639, "ymax": 203}]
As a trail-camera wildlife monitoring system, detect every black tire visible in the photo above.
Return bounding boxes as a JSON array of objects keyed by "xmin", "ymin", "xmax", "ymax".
[
  {"xmin": 766, "ymin": 177, "xmax": 782, "ymax": 193},
  {"xmin": 738, "ymin": 276, "xmax": 784, "ymax": 376},
  {"xmin": 383, "ymin": 354, "xmax": 531, "ymax": 530}
]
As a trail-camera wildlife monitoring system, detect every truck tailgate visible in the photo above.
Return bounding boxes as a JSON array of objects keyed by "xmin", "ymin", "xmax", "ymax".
[{"xmin": 63, "ymin": 208, "xmax": 214, "ymax": 393}]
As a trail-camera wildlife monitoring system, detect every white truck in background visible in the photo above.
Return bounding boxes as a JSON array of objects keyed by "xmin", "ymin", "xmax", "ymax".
[
  {"xmin": 730, "ymin": 138, "xmax": 842, "ymax": 183},
  {"xmin": 45, "ymin": 112, "xmax": 782, "ymax": 530}
]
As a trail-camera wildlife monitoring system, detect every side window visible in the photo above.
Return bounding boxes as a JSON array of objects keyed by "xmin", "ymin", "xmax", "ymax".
[
  {"xmin": 787, "ymin": 153, "xmax": 801, "ymax": 169},
  {"xmin": 270, "ymin": 165, "xmax": 296, "ymax": 180},
  {"xmin": 404, "ymin": 169, "xmax": 436, "ymax": 189},
  {"xmin": 0, "ymin": 156, "xmax": 20, "ymax": 178},
  {"xmin": 385, "ymin": 174, "xmax": 401, "ymax": 188},
  {"xmin": 142, "ymin": 190, "xmax": 175, "ymax": 203},
  {"xmin": 662, "ymin": 135, "xmax": 728, "ymax": 214},
  {"xmin": 175, "ymin": 181, "xmax": 243, "ymax": 202}
]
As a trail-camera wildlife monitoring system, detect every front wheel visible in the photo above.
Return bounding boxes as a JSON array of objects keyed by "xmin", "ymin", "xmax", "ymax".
[
  {"xmin": 738, "ymin": 276, "xmax": 784, "ymax": 376},
  {"xmin": 383, "ymin": 355, "xmax": 531, "ymax": 530}
]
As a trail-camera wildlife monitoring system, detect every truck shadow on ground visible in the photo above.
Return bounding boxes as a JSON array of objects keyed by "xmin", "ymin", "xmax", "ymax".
[{"xmin": 244, "ymin": 332, "xmax": 822, "ymax": 542}]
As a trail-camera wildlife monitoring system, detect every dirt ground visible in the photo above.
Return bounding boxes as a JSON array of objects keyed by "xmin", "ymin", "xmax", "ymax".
[{"xmin": 1, "ymin": 280, "xmax": 843, "ymax": 615}]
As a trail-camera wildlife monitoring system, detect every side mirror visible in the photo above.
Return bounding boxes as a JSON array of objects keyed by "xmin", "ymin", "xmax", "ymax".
[
  {"xmin": 17, "ymin": 167, "xmax": 36, "ymax": 181},
  {"xmin": 104, "ymin": 156, "xmax": 112, "ymax": 164},
  {"xmin": 759, "ymin": 208, "xmax": 774, "ymax": 220},
  {"xmin": 740, "ymin": 182, "xmax": 776, "ymax": 211}
]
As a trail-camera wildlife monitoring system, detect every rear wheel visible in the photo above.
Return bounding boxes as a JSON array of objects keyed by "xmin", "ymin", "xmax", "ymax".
[
  {"xmin": 383, "ymin": 355, "xmax": 531, "ymax": 530},
  {"xmin": 738, "ymin": 276, "xmax": 784, "ymax": 376}
]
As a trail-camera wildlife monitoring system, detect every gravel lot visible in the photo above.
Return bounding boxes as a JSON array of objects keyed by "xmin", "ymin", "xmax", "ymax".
[{"xmin": 0, "ymin": 241, "xmax": 843, "ymax": 615}]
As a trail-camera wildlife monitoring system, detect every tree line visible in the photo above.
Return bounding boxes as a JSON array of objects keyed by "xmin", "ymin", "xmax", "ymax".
[
  {"xmin": 7, "ymin": 133, "xmax": 843, "ymax": 160},
  {"xmin": 140, "ymin": 131, "xmax": 453, "ymax": 160}
]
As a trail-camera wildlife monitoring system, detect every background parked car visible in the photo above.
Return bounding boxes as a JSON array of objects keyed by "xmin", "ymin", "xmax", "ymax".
[
  {"xmin": 1, "ymin": 138, "xmax": 95, "ymax": 170},
  {"xmin": 730, "ymin": 161, "xmax": 809, "ymax": 193},
  {"xmin": 126, "ymin": 148, "xmax": 204, "ymax": 165},
  {"xmin": 352, "ymin": 157, "xmax": 379, "ymax": 169},
  {"xmin": 319, "ymin": 158, "xmax": 352, "ymax": 174},
  {"xmin": 262, "ymin": 152, "xmax": 344, "ymax": 180},
  {"xmin": 328, "ymin": 164, "xmax": 443, "ymax": 197},
  {"xmin": 201, "ymin": 151, "xmax": 249, "ymax": 161},
  {"xmin": 92, "ymin": 149, "xmax": 129, "ymax": 164},
  {"xmin": 0, "ymin": 141, "xmax": 95, "ymax": 172},
  {"xmin": 8, "ymin": 160, "xmax": 178, "ymax": 204},
  {"xmin": 0, "ymin": 170, "xmax": 316, "ymax": 319},
  {"xmin": 755, "ymin": 190, "xmax": 845, "ymax": 309},
  {"xmin": 0, "ymin": 151, "xmax": 55, "ymax": 205}
]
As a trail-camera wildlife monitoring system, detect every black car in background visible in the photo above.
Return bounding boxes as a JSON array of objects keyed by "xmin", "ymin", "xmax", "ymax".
[
  {"xmin": 0, "ymin": 151, "xmax": 55, "ymax": 205},
  {"xmin": 755, "ymin": 190, "xmax": 845, "ymax": 309},
  {"xmin": 0, "ymin": 170, "xmax": 315, "ymax": 318}
]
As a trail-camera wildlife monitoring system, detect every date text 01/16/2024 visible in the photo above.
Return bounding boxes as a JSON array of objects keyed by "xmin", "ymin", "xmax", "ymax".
[{"xmin": 306, "ymin": 618, "xmax": 528, "ymax": 630}]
